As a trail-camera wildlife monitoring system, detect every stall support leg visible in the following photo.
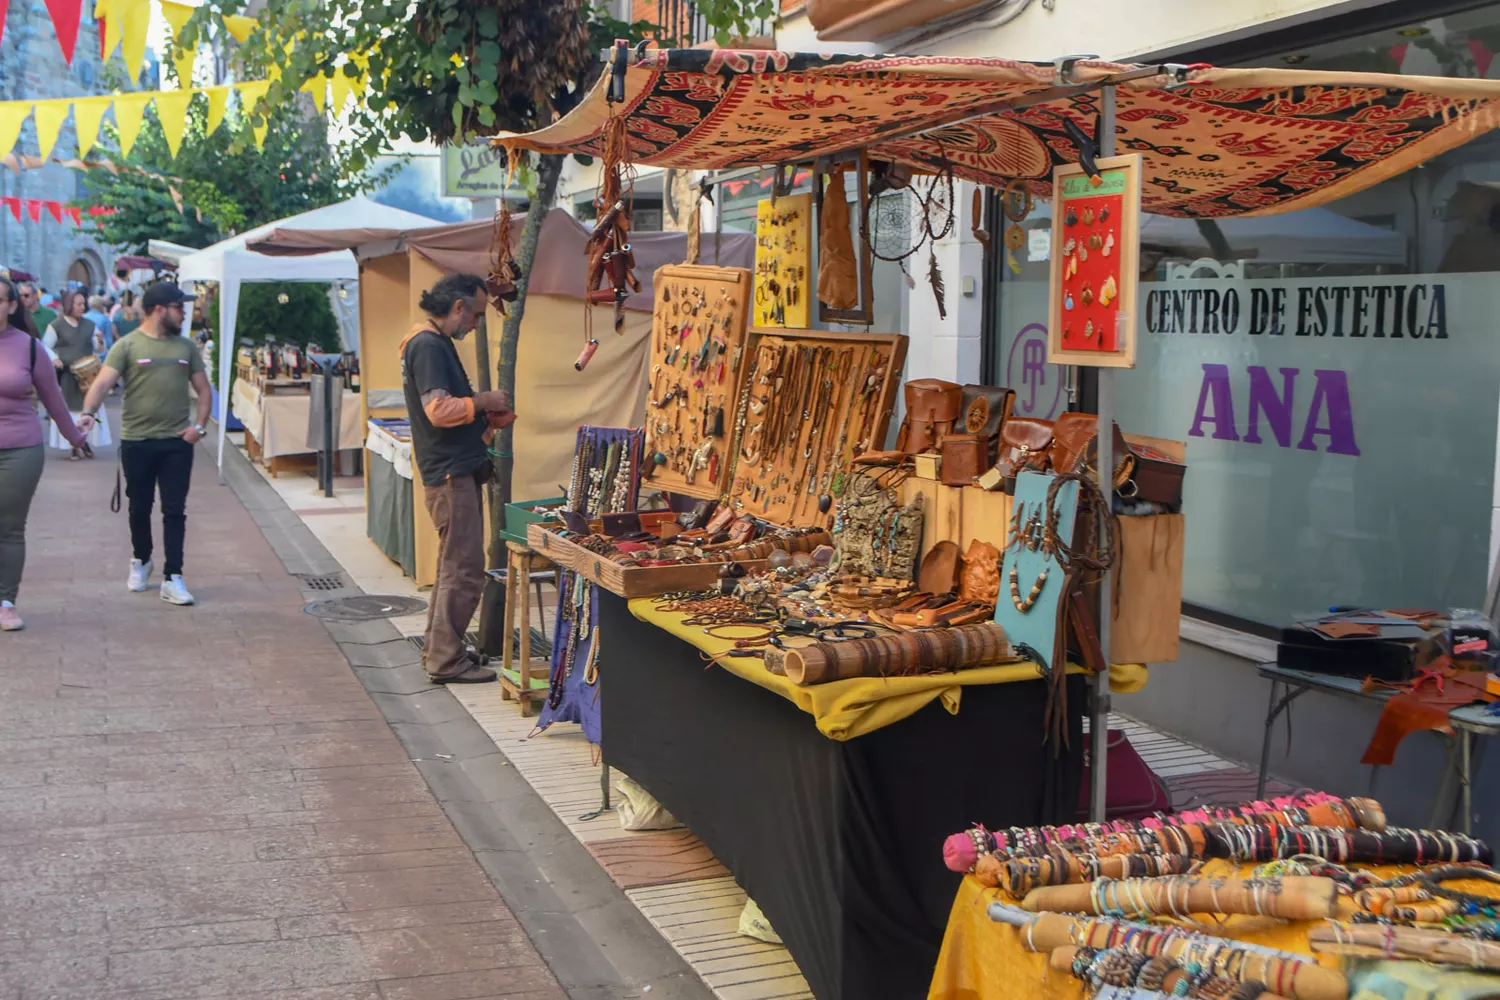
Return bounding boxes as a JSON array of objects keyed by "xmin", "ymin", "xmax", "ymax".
[
  {"xmin": 1087, "ymin": 83, "xmax": 1118, "ymax": 824},
  {"xmin": 579, "ymin": 762, "xmax": 612, "ymax": 822},
  {"xmin": 500, "ymin": 554, "xmax": 519, "ymax": 702},
  {"xmin": 1256, "ymin": 679, "xmax": 1280, "ymax": 800},
  {"xmin": 517, "ymin": 556, "xmax": 533, "ymax": 718}
]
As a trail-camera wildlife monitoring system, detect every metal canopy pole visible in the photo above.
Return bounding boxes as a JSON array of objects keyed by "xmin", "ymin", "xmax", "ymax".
[{"xmin": 1089, "ymin": 84, "xmax": 1117, "ymax": 823}]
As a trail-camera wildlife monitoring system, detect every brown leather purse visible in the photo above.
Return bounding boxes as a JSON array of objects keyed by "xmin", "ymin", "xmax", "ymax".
[
  {"xmin": 995, "ymin": 417, "xmax": 1054, "ymax": 478},
  {"xmin": 959, "ymin": 384, "xmax": 1015, "ymax": 461},
  {"xmin": 896, "ymin": 379, "xmax": 963, "ymax": 455},
  {"xmin": 1047, "ymin": 413, "xmax": 1134, "ymax": 490},
  {"xmin": 940, "ymin": 434, "xmax": 988, "ymax": 486}
]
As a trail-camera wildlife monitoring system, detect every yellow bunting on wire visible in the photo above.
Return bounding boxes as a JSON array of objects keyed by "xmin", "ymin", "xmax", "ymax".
[
  {"xmin": 236, "ymin": 80, "xmax": 271, "ymax": 118},
  {"xmin": 111, "ymin": 92, "xmax": 151, "ymax": 158},
  {"xmin": 159, "ymin": 0, "xmax": 197, "ymax": 87},
  {"xmin": 203, "ymin": 86, "xmax": 231, "ymax": 136},
  {"xmin": 32, "ymin": 101, "xmax": 71, "ymax": 161},
  {"xmin": 223, "ymin": 13, "xmax": 257, "ymax": 43},
  {"xmin": 95, "ymin": 0, "xmax": 122, "ymax": 64},
  {"xmin": 301, "ymin": 75, "xmax": 327, "ymax": 115},
  {"xmin": 71, "ymin": 96, "xmax": 111, "ymax": 158},
  {"xmin": 118, "ymin": 0, "xmax": 153, "ymax": 82},
  {"xmin": 152, "ymin": 90, "xmax": 193, "ymax": 157},
  {"xmin": 0, "ymin": 103, "xmax": 28, "ymax": 162}
]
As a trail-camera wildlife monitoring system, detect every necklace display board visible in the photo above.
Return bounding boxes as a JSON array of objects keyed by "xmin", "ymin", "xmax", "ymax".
[
  {"xmin": 732, "ymin": 328, "xmax": 906, "ymax": 527},
  {"xmin": 644, "ymin": 264, "xmax": 755, "ymax": 500},
  {"xmin": 754, "ymin": 193, "xmax": 813, "ymax": 328},
  {"xmin": 994, "ymin": 471, "xmax": 1079, "ymax": 672}
]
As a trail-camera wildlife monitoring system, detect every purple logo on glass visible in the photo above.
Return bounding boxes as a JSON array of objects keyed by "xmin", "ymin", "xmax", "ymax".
[{"xmin": 1005, "ymin": 323, "xmax": 1064, "ymax": 419}]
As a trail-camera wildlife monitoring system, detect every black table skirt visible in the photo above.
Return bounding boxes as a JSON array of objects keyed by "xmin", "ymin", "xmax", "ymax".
[{"xmin": 597, "ymin": 592, "xmax": 1085, "ymax": 1000}]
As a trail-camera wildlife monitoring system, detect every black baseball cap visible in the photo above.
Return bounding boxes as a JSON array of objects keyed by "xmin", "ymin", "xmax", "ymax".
[{"xmin": 141, "ymin": 282, "xmax": 196, "ymax": 311}]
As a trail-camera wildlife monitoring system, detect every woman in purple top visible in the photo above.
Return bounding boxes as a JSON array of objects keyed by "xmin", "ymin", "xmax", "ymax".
[{"xmin": 0, "ymin": 277, "xmax": 86, "ymax": 631}]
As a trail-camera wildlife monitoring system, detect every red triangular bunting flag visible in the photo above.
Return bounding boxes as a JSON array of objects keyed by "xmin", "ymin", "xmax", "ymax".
[
  {"xmin": 44, "ymin": 0, "xmax": 83, "ymax": 64},
  {"xmin": 3, "ymin": 198, "xmax": 18, "ymax": 222},
  {"xmin": 0, "ymin": 3, "xmax": 9, "ymax": 50},
  {"xmin": 26, "ymin": 200, "xmax": 41, "ymax": 222},
  {"xmin": 65, "ymin": 205, "xmax": 81, "ymax": 225},
  {"xmin": 43, "ymin": 201, "xmax": 63, "ymax": 223}
]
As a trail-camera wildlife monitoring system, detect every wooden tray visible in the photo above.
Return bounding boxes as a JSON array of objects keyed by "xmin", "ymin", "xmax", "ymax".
[
  {"xmin": 644, "ymin": 264, "xmax": 754, "ymax": 501},
  {"xmin": 731, "ymin": 328, "xmax": 907, "ymax": 528},
  {"xmin": 527, "ymin": 523, "xmax": 766, "ymax": 598}
]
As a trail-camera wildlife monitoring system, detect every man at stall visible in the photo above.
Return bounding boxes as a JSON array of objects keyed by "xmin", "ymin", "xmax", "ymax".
[{"xmin": 401, "ymin": 273, "xmax": 515, "ymax": 685}]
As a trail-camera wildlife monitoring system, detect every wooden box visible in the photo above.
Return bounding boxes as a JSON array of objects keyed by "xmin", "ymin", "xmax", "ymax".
[
  {"xmin": 644, "ymin": 264, "xmax": 755, "ymax": 501},
  {"xmin": 526, "ymin": 523, "xmax": 766, "ymax": 599},
  {"xmin": 732, "ymin": 328, "xmax": 907, "ymax": 528}
]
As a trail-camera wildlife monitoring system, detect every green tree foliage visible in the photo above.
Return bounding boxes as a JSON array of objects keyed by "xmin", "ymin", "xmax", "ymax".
[
  {"xmin": 235, "ymin": 282, "xmax": 340, "ymax": 352},
  {"xmin": 77, "ymin": 97, "xmax": 364, "ymax": 253}
]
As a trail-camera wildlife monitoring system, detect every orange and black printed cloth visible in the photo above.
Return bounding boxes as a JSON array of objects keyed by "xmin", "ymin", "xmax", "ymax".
[{"xmin": 499, "ymin": 49, "xmax": 1500, "ymax": 218}]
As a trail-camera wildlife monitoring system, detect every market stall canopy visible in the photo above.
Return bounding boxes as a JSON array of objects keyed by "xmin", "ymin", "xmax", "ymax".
[
  {"xmin": 246, "ymin": 207, "xmax": 756, "ymax": 310},
  {"xmin": 497, "ymin": 49, "xmax": 1500, "ymax": 218}
]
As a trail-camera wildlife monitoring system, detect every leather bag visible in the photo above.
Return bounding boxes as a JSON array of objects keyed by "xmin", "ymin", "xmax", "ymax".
[
  {"xmin": 995, "ymin": 417, "xmax": 1054, "ymax": 478},
  {"xmin": 1119, "ymin": 439, "xmax": 1187, "ymax": 508},
  {"xmin": 1048, "ymin": 413, "xmax": 1134, "ymax": 490},
  {"xmin": 940, "ymin": 434, "xmax": 988, "ymax": 486},
  {"xmin": 959, "ymin": 384, "xmax": 1014, "ymax": 460},
  {"xmin": 1076, "ymin": 730, "xmax": 1173, "ymax": 821},
  {"xmin": 896, "ymin": 379, "xmax": 962, "ymax": 455}
]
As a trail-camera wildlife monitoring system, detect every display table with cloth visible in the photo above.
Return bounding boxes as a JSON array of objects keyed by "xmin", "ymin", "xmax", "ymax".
[
  {"xmin": 1256, "ymin": 664, "xmax": 1500, "ymax": 834},
  {"xmin": 364, "ymin": 419, "xmax": 415, "ymax": 577},
  {"xmin": 596, "ymin": 594, "xmax": 1147, "ymax": 1000},
  {"xmin": 928, "ymin": 859, "xmax": 1500, "ymax": 1000},
  {"xmin": 231, "ymin": 377, "xmax": 362, "ymax": 474}
]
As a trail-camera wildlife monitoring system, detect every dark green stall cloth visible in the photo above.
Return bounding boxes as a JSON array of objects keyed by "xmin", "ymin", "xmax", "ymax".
[{"xmin": 366, "ymin": 450, "xmax": 416, "ymax": 577}]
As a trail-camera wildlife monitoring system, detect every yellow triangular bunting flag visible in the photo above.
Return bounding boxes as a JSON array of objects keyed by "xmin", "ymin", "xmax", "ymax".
[
  {"xmin": 152, "ymin": 90, "xmax": 193, "ymax": 158},
  {"xmin": 32, "ymin": 100, "xmax": 71, "ymax": 161},
  {"xmin": 95, "ymin": 0, "xmax": 122, "ymax": 62},
  {"xmin": 223, "ymin": 14, "xmax": 257, "ymax": 44},
  {"xmin": 111, "ymin": 92, "xmax": 150, "ymax": 158},
  {"xmin": 71, "ymin": 96, "xmax": 111, "ymax": 158},
  {"xmin": 0, "ymin": 103, "xmax": 29, "ymax": 161},
  {"xmin": 301, "ymin": 75, "xmax": 327, "ymax": 115},
  {"xmin": 329, "ymin": 66, "xmax": 354, "ymax": 113},
  {"xmin": 236, "ymin": 80, "xmax": 271, "ymax": 119},
  {"xmin": 203, "ymin": 86, "xmax": 230, "ymax": 136},
  {"xmin": 159, "ymin": 0, "xmax": 197, "ymax": 87},
  {"xmin": 118, "ymin": 0, "xmax": 152, "ymax": 82},
  {"xmin": 251, "ymin": 120, "xmax": 268, "ymax": 149}
]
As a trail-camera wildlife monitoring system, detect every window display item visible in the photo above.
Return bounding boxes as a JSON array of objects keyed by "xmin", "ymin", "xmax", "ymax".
[{"xmin": 645, "ymin": 265, "xmax": 754, "ymax": 500}]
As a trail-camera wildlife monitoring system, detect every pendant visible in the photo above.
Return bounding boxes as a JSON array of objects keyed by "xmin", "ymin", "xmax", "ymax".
[
  {"xmin": 1100, "ymin": 206, "xmax": 1110, "ymax": 223},
  {"xmin": 1080, "ymin": 245, "xmax": 1089, "ymax": 262},
  {"xmin": 1065, "ymin": 208, "xmax": 1078, "ymax": 227},
  {"xmin": 1067, "ymin": 254, "xmax": 1078, "ymax": 278},
  {"xmin": 1084, "ymin": 319, "xmax": 1095, "ymax": 339},
  {"xmin": 1082, "ymin": 207, "xmax": 1095, "ymax": 226},
  {"xmin": 1064, "ymin": 292, "xmax": 1075, "ymax": 311},
  {"xmin": 1104, "ymin": 231, "xmax": 1115, "ymax": 257},
  {"xmin": 1081, "ymin": 282, "xmax": 1093, "ymax": 307}
]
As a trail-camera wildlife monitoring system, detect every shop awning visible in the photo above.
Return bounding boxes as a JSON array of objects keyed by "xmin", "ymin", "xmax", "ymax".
[{"xmin": 497, "ymin": 49, "xmax": 1500, "ymax": 218}]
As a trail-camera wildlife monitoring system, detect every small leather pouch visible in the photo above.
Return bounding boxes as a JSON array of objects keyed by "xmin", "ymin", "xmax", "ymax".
[
  {"xmin": 704, "ymin": 504, "xmax": 737, "ymax": 535},
  {"xmin": 727, "ymin": 517, "xmax": 755, "ymax": 545},
  {"xmin": 559, "ymin": 510, "xmax": 592, "ymax": 534},
  {"xmin": 959, "ymin": 384, "xmax": 1015, "ymax": 462},
  {"xmin": 898, "ymin": 378, "xmax": 963, "ymax": 454},
  {"xmin": 600, "ymin": 512, "xmax": 642, "ymax": 537},
  {"xmin": 1047, "ymin": 414, "xmax": 1134, "ymax": 490},
  {"xmin": 918, "ymin": 540, "xmax": 963, "ymax": 595},
  {"xmin": 682, "ymin": 499, "xmax": 717, "ymax": 530},
  {"xmin": 996, "ymin": 418, "xmax": 1054, "ymax": 479},
  {"xmin": 1119, "ymin": 439, "xmax": 1187, "ymax": 508},
  {"xmin": 940, "ymin": 434, "xmax": 988, "ymax": 486}
]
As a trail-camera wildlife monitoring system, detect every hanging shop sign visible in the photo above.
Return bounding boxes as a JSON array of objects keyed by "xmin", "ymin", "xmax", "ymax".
[
  {"xmin": 1047, "ymin": 154, "xmax": 1142, "ymax": 369},
  {"xmin": 754, "ymin": 193, "xmax": 812, "ymax": 328},
  {"xmin": 440, "ymin": 142, "xmax": 528, "ymax": 200}
]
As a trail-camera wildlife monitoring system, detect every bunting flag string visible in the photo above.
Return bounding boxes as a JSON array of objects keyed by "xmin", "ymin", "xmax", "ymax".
[{"xmin": 0, "ymin": 197, "xmax": 116, "ymax": 225}]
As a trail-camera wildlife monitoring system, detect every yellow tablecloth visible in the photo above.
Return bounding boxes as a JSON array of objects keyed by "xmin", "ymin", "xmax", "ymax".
[
  {"xmin": 928, "ymin": 862, "xmax": 1500, "ymax": 1000},
  {"xmin": 628, "ymin": 599, "xmax": 1148, "ymax": 741}
]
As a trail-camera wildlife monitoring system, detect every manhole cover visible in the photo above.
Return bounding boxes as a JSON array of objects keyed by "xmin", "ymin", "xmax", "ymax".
[{"xmin": 304, "ymin": 595, "xmax": 427, "ymax": 621}]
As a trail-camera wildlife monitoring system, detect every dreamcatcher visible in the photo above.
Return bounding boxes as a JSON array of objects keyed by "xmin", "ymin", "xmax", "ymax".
[{"xmin": 860, "ymin": 151, "xmax": 957, "ymax": 320}]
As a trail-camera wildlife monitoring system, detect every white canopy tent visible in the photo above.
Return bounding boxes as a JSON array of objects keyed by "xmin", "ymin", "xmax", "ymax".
[{"xmin": 174, "ymin": 196, "xmax": 440, "ymax": 480}]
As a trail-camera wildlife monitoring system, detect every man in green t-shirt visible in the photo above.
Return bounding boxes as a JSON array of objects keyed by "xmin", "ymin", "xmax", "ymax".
[
  {"xmin": 78, "ymin": 282, "xmax": 211, "ymax": 606},
  {"xmin": 18, "ymin": 282, "xmax": 55, "ymax": 333}
]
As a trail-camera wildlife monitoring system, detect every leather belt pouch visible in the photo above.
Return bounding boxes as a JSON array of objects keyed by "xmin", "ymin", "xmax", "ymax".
[
  {"xmin": 900, "ymin": 378, "xmax": 963, "ymax": 454},
  {"xmin": 600, "ymin": 512, "xmax": 643, "ymax": 537},
  {"xmin": 940, "ymin": 434, "xmax": 988, "ymax": 486},
  {"xmin": 996, "ymin": 417, "xmax": 1054, "ymax": 483},
  {"xmin": 1049, "ymin": 414, "xmax": 1133, "ymax": 489},
  {"xmin": 959, "ymin": 384, "xmax": 1015, "ymax": 461}
]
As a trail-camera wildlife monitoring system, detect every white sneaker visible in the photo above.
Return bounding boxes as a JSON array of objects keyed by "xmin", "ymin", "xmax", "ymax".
[
  {"xmin": 160, "ymin": 575, "xmax": 195, "ymax": 606},
  {"xmin": 128, "ymin": 558, "xmax": 153, "ymax": 592}
]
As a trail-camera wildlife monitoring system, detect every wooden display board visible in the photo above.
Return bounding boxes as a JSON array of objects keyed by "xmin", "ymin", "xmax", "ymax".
[
  {"xmin": 528, "ymin": 523, "xmax": 768, "ymax": 598},
  {"xmin": 754, "ymin": 194, "xmax": 812, "ymax": 328},
  {"xmin": 644, "ymin": 264, "xmax": 754, "ymax": 501},
  {"xmin": 1047, "ymin": 154, "xmax": 1141, "ymax": 369},
  {"xmin": 732, "ymin": 328, "xmax": 907, "ymax": 527}
]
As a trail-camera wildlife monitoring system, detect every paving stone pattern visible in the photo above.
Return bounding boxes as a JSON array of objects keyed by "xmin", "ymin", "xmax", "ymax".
[{"xmin": 0, "ymin": 440, "xmax": 567, "ymax": 1000}]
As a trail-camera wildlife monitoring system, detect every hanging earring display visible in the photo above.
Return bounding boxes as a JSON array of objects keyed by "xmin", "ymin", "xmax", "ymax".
[
  {"xmin": 647, "ymin": 265, "xmax": 755, "ymax": 500},
  {"xmin": 755, "ymin": 192, "xmax": 813, "ymax": 328},
  {"xmin": 1046, "ymin": 153, "xmax": 1142, "ymax": 367}
]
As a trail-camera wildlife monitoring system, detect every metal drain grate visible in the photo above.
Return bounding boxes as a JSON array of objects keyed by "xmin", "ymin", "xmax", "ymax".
[
  {"xmin": 296, "ymin": 573, "xmax": 346, "ymax": 591},
  {"xmin": 304, "ymin": 595, "xmax": 427, "ymax": 621}
]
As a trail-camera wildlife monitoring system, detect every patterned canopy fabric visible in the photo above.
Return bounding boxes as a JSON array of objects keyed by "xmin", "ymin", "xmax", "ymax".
[{"xmin": 498, "ymin": 49, "xmax": 1500, "ymax": 218}]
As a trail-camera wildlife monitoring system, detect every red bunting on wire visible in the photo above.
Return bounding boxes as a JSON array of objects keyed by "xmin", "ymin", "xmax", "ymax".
[
  {"xmin": 25, "ymin": 201, "xmax": 40, "ymax": 223},
  {"xmin": 2, "ymin": 198, "xmax": 17, "ymax": 222},
  {"xmin": 43, "ymin": 0, "xmax": 83, "ymax": 64},
  {"xmin": 0, "ymin": 3, "xmax": 8, "ymax": 50},
  {"xmin": 65, "ymin": 206, "xmax": 82, "ymax": 225},
  {"xmin": 43, "ymin": 201, "xmax": 63, "ymax": 223}
]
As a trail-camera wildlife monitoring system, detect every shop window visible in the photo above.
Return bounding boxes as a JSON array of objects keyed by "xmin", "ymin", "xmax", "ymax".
[{"xmin": 992, "ymin": 5, "xmax": 1500, "ymax": 627}]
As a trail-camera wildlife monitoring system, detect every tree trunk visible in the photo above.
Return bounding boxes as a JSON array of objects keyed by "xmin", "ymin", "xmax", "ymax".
[{"xmin": 490, "ymin": 151, "xmax": 564, "ymax": 565}]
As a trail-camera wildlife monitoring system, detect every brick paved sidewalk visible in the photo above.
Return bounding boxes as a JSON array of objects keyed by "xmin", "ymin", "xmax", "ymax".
[{"xmin": 0, "ymin": 436, "xmax": 567, "ymax": 1000}]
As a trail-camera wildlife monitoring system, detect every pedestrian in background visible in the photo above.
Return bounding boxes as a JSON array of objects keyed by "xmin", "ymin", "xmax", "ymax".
[
  {"xmin": 85, "ymin": 294, "xmax": 115, "ymax": 356},
  {"xmin": 0, "ymin": 277, "xmax": 87, "ymax": 631},
  {"xmin": 78, "ymin": 283, "xmax": 210, "ymax": 607},
  {"xmin": 400, "ymin": 273, "xmax": 515, "ymax": 684},
  {"xmin": 44, "ymin": 289, "xmax": 110, "ymax": 459},
  {"xmin": 114, "ymin": 290, "xmax": 142, "ymax": 338},
  {"xmin": 18, "ymin": 283, "xmax": 55, "ymax": 333}
]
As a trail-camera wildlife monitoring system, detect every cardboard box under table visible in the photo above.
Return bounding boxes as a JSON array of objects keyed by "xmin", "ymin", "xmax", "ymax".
[{"xmin": 591, "ymin": 594, "xmax": 1146, "ymax": 1000}]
